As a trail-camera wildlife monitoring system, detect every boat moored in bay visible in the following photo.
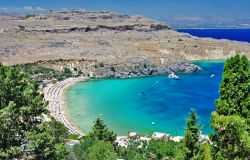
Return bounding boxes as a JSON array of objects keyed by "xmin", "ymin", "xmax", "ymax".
[{"xmin": 168, "ymin": 72, "xmax": 180, "ymax": 80}]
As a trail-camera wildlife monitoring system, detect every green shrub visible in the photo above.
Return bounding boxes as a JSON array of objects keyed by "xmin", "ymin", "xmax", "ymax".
[
  {"xmin": 110, "ymin": 66, "xmax": 115, "ymax": 72},
  {"xmin": 68, "ymin": 134, "xmax": 79, "ymax": 140},
  {"xmin": 99, "ymin": 63, "xmax": 104, "ymax": 67},
  {"xmin": 25, "ymin": 14, "xmax": 36, "ymax": 19},
  {"xmin": 148, "ymin": 140, "xmax": 179, "ymax": 159}
]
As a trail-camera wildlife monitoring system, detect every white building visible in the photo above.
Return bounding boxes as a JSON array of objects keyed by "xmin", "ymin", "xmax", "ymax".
[
  {"xmin": 66, "ymin": 140, "xmax": 80, "ymax": 147},
  {"xmin": 128, "ymin": 132, "xmax": 137, "ymax": 138},
  {"xmin": 170, "ymin": 136, "xmax": 184, "ymax": 142},
  {"xmin": 199, "ymin": 131, "xmax": 211, "ymax": 143},
  {"xmin": 139, "ymin": 136, "xmax": 151, "ymax": 142},
  {"xmin": 115, "ymin": 136, "xmax": 128, "ymax": 148},
  {"xmin": 152, "ymin": 132, "xmax": 170, "ymax": 141}
]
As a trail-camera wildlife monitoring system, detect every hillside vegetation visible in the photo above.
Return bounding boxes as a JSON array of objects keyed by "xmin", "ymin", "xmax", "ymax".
[{"xmin": 0, "ymin": 54, "xmax": 249, "ymax": 159}]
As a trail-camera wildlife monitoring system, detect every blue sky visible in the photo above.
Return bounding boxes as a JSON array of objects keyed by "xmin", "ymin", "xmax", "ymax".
[{"xmin": 0, "ymin": 0, "xmax": 250, "ymax": 20}]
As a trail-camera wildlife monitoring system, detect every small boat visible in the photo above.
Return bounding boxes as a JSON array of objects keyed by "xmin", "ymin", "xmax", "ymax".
[
  {"xmin": 152, "ymin": 122, "xmax": 155, "ymax": 125},
  {"xmin": 210, "ymin": 74, "xmax": 215, "ymax": 78},
  {"xmin": 139, "ymin": 91, "xmax": 146, "ymax": 96},
  {"xmin": 77, "ymin": 113, "xmax": 80, "ymax": 115},
  {"xmin": 168, "ymin": 72, "xmax": 180, "ymax": 80},
  {"xmin": 99, "ymin": 113, "xmax": 103, "ymax": 116}
]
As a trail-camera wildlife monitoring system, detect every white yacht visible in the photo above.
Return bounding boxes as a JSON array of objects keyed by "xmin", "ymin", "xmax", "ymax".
[{"xmin": 168, "ymin": 72, "xmax": 180, "ymax": 80}]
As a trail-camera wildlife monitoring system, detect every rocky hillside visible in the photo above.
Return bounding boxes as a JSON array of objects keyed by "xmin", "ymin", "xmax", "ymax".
[{"xmin": 0, "ymin": 10, "xmax": 250, "ymax": 78}]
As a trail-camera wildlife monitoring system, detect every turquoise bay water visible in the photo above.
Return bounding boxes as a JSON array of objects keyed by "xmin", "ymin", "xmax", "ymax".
[{"xmin": 66, "ymin": 61, "xmax": 224, "ymax": 136}]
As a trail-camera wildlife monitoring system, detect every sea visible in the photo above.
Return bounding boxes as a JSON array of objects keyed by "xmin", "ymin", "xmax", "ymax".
[
  {"xmin": 177, "ymin": 28, "xmax": 250, "ymax": 43},
  {"xmin": 66, "ymin": 29, "xmax": 250, "ymax": 136}
]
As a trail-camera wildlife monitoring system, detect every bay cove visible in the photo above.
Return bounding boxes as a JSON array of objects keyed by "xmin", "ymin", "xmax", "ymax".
[{"xmin": 66, "ymin": 61, "xmax": 224, "ymax": 136}]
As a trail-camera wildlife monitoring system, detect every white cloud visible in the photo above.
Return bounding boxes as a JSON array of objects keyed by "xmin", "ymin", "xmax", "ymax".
[
  {"xmin": 35, "ymin": 7, "xmax": 45, "ymax": 11},
  {"xmin": 23, "ymin": 6, "xmax": 33, "ymax": 10},
  {"xmin": 0, "ymin": 6, "xmax": 47, "ymax": 14}
]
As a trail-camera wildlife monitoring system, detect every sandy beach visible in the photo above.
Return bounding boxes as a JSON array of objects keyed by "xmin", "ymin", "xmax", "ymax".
[
  {"xmin": 44, "ymin": 77, "xmax": 88, "ymax": 136},
  {"xmin": 43, "ymin": 76, "xmax": 190, "ymax": 143}
]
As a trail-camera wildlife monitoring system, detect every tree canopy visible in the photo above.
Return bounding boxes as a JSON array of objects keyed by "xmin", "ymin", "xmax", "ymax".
[
  {"xmin": 211, "ymin": 54, "xmax": 250, "ymax": 159},
  {"xmin": 89, "ymin": 118, "xmax": 117, "ymax": 143},
  {"xmin": 1, "ymin": 53, "xmax": 249, "ymax": 159},
  {"xmin": 0, "ymin": 64, "xmax": 68, "ymax": 159},
  {"xmin": 183, "ymin": 110, "xmax": 201, "ymax": 160},
  {"xmin": 148, "ymin": 139, "xmax": 179, "ymax": 159},
  {"xmin": 86, "ymin": 141, "xmax": 116, "ymax": 160}
]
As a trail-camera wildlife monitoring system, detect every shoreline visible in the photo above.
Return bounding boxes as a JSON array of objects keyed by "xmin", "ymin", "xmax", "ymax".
[
  {"xmin": 44, "ymin": 60, "xmax": 223, "ymax": 137},
  {"xmin": 43, "ymin": 64, "xmax": 207, "ymax": 136},
  {"xmin": 44, "ymin": 72, "xmax": 215, "ymax": 138},
  {"xmin": 44, "ymin": 77, "xmax": 88, "ymax": 136},
  {"xmin": 62, "ymin": 77, "xmax": 88, "ymax": 136}
]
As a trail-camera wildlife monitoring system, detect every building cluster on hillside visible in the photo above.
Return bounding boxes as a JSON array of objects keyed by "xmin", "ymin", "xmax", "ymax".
[
  {"xmin": 66, "ymin": 131, "xmax": 210, "ymax": 148},
  {"xmin": 115, "ymin": 132, "xmax": 180, "ymax": 148},
  {"xmin": 115, "ymin": 131, "xmax": 210, "ymax": 148}
]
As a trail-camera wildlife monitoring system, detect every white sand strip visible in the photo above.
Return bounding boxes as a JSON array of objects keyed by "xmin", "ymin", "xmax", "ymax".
[{"xmin": 44, "ymin": 77, "xmax": 87, "ymax": 136}]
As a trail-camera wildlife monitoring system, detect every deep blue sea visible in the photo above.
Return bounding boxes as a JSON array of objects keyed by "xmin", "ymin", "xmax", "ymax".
[{"xmin": 177, "ymin": 29, "xmax": 250, "ymax": 43}]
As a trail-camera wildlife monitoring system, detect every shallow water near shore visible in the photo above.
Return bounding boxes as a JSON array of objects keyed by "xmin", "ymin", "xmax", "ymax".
[{"xmin": 66, "ymin": 61, "xmax": 224, "ymax": 136}]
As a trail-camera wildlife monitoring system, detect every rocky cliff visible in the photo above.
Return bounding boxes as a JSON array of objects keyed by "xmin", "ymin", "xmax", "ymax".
[{"xmin": 0, "ymin": 10, "xmax": 249, "ymax": 78}]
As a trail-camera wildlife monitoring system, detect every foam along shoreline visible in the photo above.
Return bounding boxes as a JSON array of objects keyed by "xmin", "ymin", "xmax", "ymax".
[{"xmin": 44, "ymin": 77, "xmax": 88, "ymax": 136}]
